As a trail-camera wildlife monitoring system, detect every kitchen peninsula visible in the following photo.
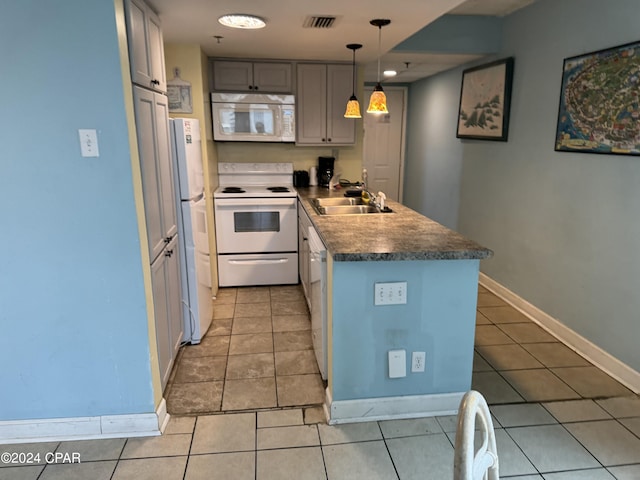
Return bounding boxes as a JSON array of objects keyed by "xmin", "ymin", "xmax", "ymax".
[{"xmin": 297, "ymin": 187, "xmax": 493, "ymax": 424}]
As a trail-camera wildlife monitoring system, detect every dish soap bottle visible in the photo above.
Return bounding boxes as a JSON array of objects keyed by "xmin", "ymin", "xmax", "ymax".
[{"xmin": 361, "ymin": 168, "xmax": 370, "ymax": 203}]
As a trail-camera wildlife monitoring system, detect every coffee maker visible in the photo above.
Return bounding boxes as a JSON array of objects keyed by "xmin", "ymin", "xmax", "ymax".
[{"xmin": 317, "ymin": 156, "xmax": 335, "ymax": 187}]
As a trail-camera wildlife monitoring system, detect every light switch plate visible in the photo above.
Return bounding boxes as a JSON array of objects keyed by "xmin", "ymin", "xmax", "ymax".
[
  {"xmin": 375, "ymin": 282, "xmax": 407, "ymax": 305},
  {"xmin": 79, "ymin": 129, "xmax": 99, "ymax": 157}
]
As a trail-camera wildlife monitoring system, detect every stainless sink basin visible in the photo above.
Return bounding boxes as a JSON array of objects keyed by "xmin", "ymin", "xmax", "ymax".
[
  {"xmin": 310, "ymin": 196, "xmax": 393, "ymax": 215},
  {"xmin": 313, "ymin": 205, "xmax": 385, "ymax": 215},
  {"xmin": 315, "ymin": 205, "xmax": 380, "ymax": 215},
  {"xmin": 311, "ymin": 197, "xmax": 365, "ymax": 207}
]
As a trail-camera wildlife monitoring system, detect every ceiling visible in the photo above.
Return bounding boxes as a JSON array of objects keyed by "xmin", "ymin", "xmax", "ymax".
[{"xmin": 149, "ymin": 0, "xmax": 536, "ymax": 83}]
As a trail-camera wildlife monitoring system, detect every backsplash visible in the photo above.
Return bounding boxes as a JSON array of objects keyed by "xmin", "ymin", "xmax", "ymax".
[{"xmin": 215, "ymin": 140, "xmax": 364, "ymax": 184}]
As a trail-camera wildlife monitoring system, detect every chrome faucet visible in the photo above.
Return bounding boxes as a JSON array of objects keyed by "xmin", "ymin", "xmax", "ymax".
[
  {"xmin": 361, "ymin": 169, "xmax": 387, "ymax": 210},
  {"xmin": 362, "ymin": 188, "xmax": 387, "ymax": 210}
]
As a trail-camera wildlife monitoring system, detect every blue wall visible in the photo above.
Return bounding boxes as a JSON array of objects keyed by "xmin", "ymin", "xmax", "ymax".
[
  {"xmin": 404, "ymin": 0, "xmax": 640, "ymax": 373},
  {"xmin": 404, "ymin": 68, "xmax": 464, "ymax": 229},
  {"xmin": 331, "ymin": 260, "xmax": 479, "ymax": 400},
  {"xmin": 394, "ymin": 15, "xmax": 502, "ymax": 55},
  {"xmin": 0, "ymin": 0, "xmax": 154, "ymax": 420}
]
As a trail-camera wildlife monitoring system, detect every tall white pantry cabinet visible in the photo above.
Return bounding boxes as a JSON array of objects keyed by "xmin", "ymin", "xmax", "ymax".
[{"xmin": 125, "ymin": 0, "xmax": 183, "ymax": 390}]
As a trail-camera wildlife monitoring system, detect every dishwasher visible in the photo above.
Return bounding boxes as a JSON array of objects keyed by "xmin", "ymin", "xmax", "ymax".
[{"xmin": 308, "ymin": 225, "xmax": 327, "ymax": 380}]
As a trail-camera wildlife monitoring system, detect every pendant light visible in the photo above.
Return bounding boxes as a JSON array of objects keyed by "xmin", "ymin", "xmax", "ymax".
[
  {"xmin": 367, "ymin": 19, "xmax": 391, "ymax": 114},
  {"xmin": 344, "ymin": 43, "xmax": 363, "ymax": 118}
]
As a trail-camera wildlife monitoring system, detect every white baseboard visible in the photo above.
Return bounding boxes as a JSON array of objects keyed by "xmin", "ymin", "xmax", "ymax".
[
  {"xmin": 479, "ymin": 272, "xmax": 640, "ymax": 394},
  {"xmin": 324, "ymin": 388, "xmax": 464, "ymax": 425},
  {"xmin": 0, "ymin": 399, "xmax": 168, "ymax": 445}
]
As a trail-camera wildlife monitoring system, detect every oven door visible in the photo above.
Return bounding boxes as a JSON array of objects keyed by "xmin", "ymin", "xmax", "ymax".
[{"xmin": 214, "ymin": 197, "xmax": 297, "ymax": 253}]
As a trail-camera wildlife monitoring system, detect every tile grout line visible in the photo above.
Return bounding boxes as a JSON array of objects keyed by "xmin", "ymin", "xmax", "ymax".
[
  {"xmin": 269, "ymin": 288, "xmax": 281, "ymax": 410},
  {"xmin": 181, "ymin": 416, "xmax": 198, "ymax": 480},
  {"xmin": 378, "ymin": 420, "xmax": 402, "ymax": 480}
]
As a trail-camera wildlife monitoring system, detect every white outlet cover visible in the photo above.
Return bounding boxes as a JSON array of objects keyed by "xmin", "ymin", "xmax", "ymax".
[
  {"xmin": 411, "ymin": 351, "xmax": 426, "ymax": 373},
  {"xmin": 388, "ymin": 349, "xmax": 406, "ymax": 378}
]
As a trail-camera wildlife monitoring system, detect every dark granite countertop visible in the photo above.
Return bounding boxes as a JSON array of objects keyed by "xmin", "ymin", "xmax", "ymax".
[{"xmin": 296, "ymin": 186, "xmax": 493, "ymax": 262}]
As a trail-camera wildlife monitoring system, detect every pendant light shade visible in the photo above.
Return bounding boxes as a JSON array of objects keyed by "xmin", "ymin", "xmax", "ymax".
[
  {"xmin": 344, "ymin": 43, "xmax": 363, "ymax": 118},
  {"xmin": 367, "ymin": 19, "xmax": 391, "ymax": 115},
  {"xmin": 344, "ymin": 96, "xmax": 361, "ymax": 118},
  {"xmin": 367, "ymin": 84, "xmax": 387, "ymax": 114}
]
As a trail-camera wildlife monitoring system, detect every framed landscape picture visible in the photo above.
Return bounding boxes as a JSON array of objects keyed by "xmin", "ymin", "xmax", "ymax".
[
  {"xmin": 555, "ymin": 40, "xmax": 640, "ymax": 156},
  {"xmin": 456, "ymin": 57, "xmax": 514, "ymax": 141}
]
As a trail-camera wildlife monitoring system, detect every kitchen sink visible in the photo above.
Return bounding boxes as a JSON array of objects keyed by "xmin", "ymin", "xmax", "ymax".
[
  {"xmin": 310, "ymin": 196, "xmax": 393, "ymax": 215},
  {"xmin": 315, "ymin": 205, "xmax": 380, "ymax": 215},
  {"xmin": 311, "ymin": 197, "xmax": 365, "ymax": 207}
]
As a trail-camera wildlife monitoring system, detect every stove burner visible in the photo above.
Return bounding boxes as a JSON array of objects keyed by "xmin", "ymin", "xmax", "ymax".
[
  {"xmin": 222, "ymin": 187, "xmax": 245, "ymax": 193},
  {"xmin": 267, "ymin": 186, "xmax": 290, "ymax": 193}
]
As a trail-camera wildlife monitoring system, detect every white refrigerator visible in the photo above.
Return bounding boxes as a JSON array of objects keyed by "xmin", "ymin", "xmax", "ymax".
[{"xmin": 170, "ymin": 118, "xmax": 212, "ymax": 344}]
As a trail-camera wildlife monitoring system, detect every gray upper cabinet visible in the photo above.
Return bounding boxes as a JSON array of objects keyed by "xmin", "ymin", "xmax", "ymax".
[
  {"xmin": 296, "ymin": 63, "xmax": 355, "ymax": 146},
  {"xmin": 125, "ymin": 0, "xmax": 166, "ymax": 92},
  {"xmin": 212, "ymin": 60, "xmax": 292, "ymax": 92}
]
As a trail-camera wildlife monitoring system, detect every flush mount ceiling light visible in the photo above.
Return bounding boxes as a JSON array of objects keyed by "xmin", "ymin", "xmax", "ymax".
[
  {"xmin": 383, "ymin": 70, "xmax": 397, "ymax": 77},
  {"xmin": 367, "ymin": 19, "xmax": 391, "ymax": 114},
  {"xmin": 218, "ymin": 14, "xmax": 266, "ymax": 29},
  {"xmin": 344, "ymin": 43, "xmax": 363, "ymax": 119}
]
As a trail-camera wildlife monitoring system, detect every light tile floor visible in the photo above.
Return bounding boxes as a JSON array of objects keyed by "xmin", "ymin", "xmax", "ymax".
[
  {"xmin": 165, "ymin": 285, "xmax": 325, "ymax": 415},
  {"xmin": 2, "ymin": 285, "xmax": 639, "ymax": 480}
]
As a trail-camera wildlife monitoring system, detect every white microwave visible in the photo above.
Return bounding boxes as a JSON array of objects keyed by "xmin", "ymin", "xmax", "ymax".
[{"xmin": 211, "ymin": 93, "xmax": 295, "ymax": 142}]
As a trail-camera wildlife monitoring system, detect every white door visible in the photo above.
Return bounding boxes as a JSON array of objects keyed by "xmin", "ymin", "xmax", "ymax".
[{"xmin": 362, "ymin": 86, "xmax": 407, "ymax": 202}]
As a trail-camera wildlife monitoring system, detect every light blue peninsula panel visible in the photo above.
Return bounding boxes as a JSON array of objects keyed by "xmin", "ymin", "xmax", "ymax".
[
  {"xmin": 331, "ymin": 258, "xmax": 479, "ymax": 398},
  {"xmin": 296, "ymin": 188, "xmax": 491, "ymax": 424},
  {"xmin": 327, "ymin": 258, "xmax": 480, "ymax": 423}
]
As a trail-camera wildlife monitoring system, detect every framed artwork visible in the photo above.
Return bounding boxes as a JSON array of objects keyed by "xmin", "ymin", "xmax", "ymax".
[
  {"xmin": 555, "ymin": 40, "xmax": 640, "ymax": 155},
  {"xmin": 456, "ymin": 57, "xmax": 514, "ymax": 141},
  {"xmin": 167, "ymin": 68, "xmax": 193, "ymax": 114}
]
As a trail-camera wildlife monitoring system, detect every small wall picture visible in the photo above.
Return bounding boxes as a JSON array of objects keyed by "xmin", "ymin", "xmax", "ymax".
[
  {"xmin": 555, "ymin": 40, "xmax": 640, "ymax": 155},
  {"xmin": 456, "ymin": 57, "xmax": 515, "ymax": 141},
  {"xmin": 167, "ymin": 68, "xmax": 193, "ymax": 114}
]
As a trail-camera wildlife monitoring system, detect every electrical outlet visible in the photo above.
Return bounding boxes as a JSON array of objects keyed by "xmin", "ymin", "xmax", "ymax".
[{"xmin": 411, "ymin": 351, "xmax": 426, "ymax": 373}]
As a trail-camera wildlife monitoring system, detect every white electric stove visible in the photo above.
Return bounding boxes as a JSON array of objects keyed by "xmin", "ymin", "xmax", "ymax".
[
  {"xmin": 214, "ymin": 163, "xmax": 298, "ymax": 287},
  {"xmin": 214, "ymin": 162, "xmax": 296, "ymax": 198}
]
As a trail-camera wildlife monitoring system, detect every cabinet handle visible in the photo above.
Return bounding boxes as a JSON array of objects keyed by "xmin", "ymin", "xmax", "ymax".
[
  {"xmin": 322, "ymin": 138, "xmax": 326, "ymax": 142},
  {"xmin": 164, "ymin": 236, "xmax": 172, "ymax": 243},
  {"xmin": 151, "ymin": 79, "xmax": 160, "ymax": 86},
  {"xmin": 254, "ymin": 85, "xmax": 259, "ymax": 90},
  {"xmin": 165, "ymin": 249, "xmax": 173, "ymax": 257},
  {"xmin": 248, "ymin": 85, "xmax": 254, "ymax": 90},
  {"xmin": 327, "ymin": 138, "xmax": 332, "ymax": 142}
]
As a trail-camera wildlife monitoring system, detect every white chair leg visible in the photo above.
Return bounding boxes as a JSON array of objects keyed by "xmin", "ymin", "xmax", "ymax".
[{"xmin": 453, "ymin": 390, "xmax": 499, "ymax": 480}]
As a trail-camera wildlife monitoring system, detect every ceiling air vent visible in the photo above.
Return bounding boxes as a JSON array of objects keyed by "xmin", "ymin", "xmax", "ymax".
[{"xmin": 303, "ymin": 15, "xmax": 337, "ymax": 28}]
